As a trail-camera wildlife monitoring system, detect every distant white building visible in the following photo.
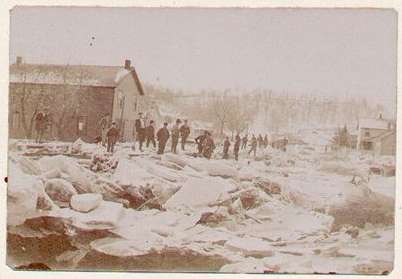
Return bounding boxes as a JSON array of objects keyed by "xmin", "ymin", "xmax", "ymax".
[{"xmin": 357, "ymin": 114, "xmax": 396, "ymax": 156}]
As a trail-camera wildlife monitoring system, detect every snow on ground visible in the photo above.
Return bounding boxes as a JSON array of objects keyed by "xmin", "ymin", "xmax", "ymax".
[{"xmin": 6, "ymin": 133, "xmax": 395, "ymax": 274}]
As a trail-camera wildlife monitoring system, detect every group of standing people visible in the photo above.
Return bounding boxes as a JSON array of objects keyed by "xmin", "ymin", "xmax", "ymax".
[
  {"xmin": 237, "ymin": 134, "xmax": 267, "ymax": 158},
  {"xmin": 101, "ymin": 112, "xmax": 192, "ymax": 156},
  {"xmin": 240, "ymin": 134, "xmax": 270, "ymax": 151},
  {"xmin": 99, "ymin": 112, "xmax": 288, "ymax": 162},
  {"xmin": 222, "ymin": 133, "xmax": 273, "ymax": 161},
  {"xmin": 35, "ymin": 109, "xmax": 286, "ymax": 162},
  {"xmin": 224, "ymin": 133, "xmax": 290, "ymax": 160},
  {"xmin": 132, "ymin": 113, "xmax": 191, "ymax": 155},
  {"xmin": 154, "ymin": 118, "xmax": 191, "ymax": 155}
]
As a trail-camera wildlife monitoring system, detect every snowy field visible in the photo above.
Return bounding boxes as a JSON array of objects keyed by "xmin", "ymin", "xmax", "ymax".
[{"xmin": 6, "ymin": 130, "xmax": 395, "ymax": 274}]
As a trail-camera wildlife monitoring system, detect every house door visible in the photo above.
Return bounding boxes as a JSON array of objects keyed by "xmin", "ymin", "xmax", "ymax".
[
  {"xmin": 363, "ymin": 141, "xmax": 373, "ymax": 150},
  {"xmin": 77, "ymin": 116, "xmax": 88, "ymax": 139}
]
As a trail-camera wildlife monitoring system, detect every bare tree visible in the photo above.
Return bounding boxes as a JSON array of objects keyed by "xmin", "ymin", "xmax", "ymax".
[
  {"xmin": 210, "ymin": 92, "xmax": 231, "ymax": 136},
  {"xmin": 14, "ymin": 67, "xmax": 50, "ymax": 138},
  {"xmin": 226, "ymin": 96, "xmax": 253, "ymax": 139}
]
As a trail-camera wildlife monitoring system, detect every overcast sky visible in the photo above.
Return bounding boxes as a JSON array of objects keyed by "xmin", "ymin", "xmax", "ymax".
[{"xmin": 10, "ymin": 7, "xmax": 397, "ymax": 111}]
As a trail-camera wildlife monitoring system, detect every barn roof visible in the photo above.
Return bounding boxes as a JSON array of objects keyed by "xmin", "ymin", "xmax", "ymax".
[
  {"xmin": 9, "ymin": 63, "xmax": 145, "ymax": 95},
  {"xmin": 371, "ymin": 130, "xmax": 396, "ymax": 141},
  {"xmin": 359, "ymin": 118, "xmax": 393, "ymax": 130}
]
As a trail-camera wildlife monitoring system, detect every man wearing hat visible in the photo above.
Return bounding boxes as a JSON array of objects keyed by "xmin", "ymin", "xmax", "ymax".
[
  {"xmin": 98, "ymin": 113, "xmax": 110, "ymax": 147},
  {"xmin": 106, "ymin": 122, "xmax": 119, "ymax": 153},
  {"xmin": 156, "ymin": 122, "xmax": 170, "ymax": 154},
  {"xmin": 135, "ymin": 112, "xmax": 146, "ymax": 152},
  {"xmin": 171, "ymin": 118, "xmax": 182, "ymax": 154},
  {"xmin": 222, "ymin": 136, "xmax": 231, "ymax": 159},
  {"xmin": 202, "ymin": 131, "xmax": 215, "ymax": 159},
  {"xmin": 179, "ymin": 119, "xmax": 191, "ymax": 151},
  {"xmin": 233, "ymin": 134, "xmax": 241, "ymax": 161},
  {"xmin": 248, "ymin": 134, "xmax": 258, "ymax": 157},
  {"xmin": 195, "ymin": 130, "xmax": 208, "ymax": 155},
  {"xmin": 145, "ymin": 120, "xmax": 156, "ymax": 148}
]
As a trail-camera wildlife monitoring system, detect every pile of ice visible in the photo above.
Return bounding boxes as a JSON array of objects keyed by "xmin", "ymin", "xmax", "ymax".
[{"xmin": 6, "ymin": 139, "xmax": 395, "ymax": 274}]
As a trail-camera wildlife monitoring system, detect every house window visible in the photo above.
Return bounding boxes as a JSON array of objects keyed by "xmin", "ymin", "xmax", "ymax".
[
  {"xmin": 117, "ymin": 90, "xmax": 125, "ymax": 109},
  {"xmin": 365, "ymin": 131, "xmax": 370, "ymax": 137},
  {"xmin": 77, "ymin": 116, "xmax": 88, "ymax": 136}
]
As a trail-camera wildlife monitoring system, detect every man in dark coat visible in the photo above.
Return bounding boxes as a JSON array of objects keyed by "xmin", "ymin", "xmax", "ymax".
[
  {"xmin": 157, "ymin": 122, "xmax": 170, "ymax": 155},
  {"xmin": 35, "ymin": 110, "xmax": 46, "ymax": 144},
  {"xmin": 42, "ymin": 109, "xmax": 50, "ymax": 140},
  {"xmin": 258, "ymin": 134, "xmax": 264, "ymax": 149},
  {"xmin": 248, "ymin": 134, "xmax": 258, "ymax": 157},
  {"xmin": 222, "ymin": 136, "xmax": 231, "ymax": 159},
  {"xmin": 283, "ymin": 137, "xmax": 289, "ymax": 152},
  {"xmin": 98, "ymin": 113, "xmax": 110, "ymax": 147},
  {"xmin": 195, "ymin": 131, "xmax": 208, "ymax": 155},
  {"xmin": 171, "ymin": 119, "xmax": 181, "ymax": 154},
  {"xmin": 263, "ymin": 134, "xmax": 269, "ymax": 148},
  {"xmin": 202, "ymin": 132, "xmax": 215, "ymax": 159},
  {"xmin": 145, "ymin": 120, "xmax": 156, "ymax": 148},
  {"xmin": 106, "ymin": 122, "xmax": 119, "ymax": 153},
  {"xmin": 241, "ymin": 135, "xmax": 248, "ymax": 150},
  {"xmin": 234, "ymin": 134, "xmax": 241, "ymax": 161},
  {"xmin": 45, "ymin": 111, "xmax": 56, "ymax": 141},
  {"xmin": 135, "ymin": 112, "xmax": 146, "ymax": 152},
  {"xmin": 179, "ymin": 119, "xmax": 191, "ymax": 151}
]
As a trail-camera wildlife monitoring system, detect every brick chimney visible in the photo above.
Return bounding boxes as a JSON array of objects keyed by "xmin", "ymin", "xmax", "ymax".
[
  {"xmin": 16, "ymin": 56, "xmax": 22, "ymax": 65},
  {"xmin": 124, "ymin": 59, "xmax": 131, "ymax": 70}
]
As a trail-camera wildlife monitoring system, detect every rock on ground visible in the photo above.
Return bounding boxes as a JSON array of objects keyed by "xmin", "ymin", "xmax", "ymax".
[
  {"xmin": 224, "ymin": 237, "xmax": 274, "ymax": 258},
  {"xmin": 70, "ymin": 193, "xmax": 103, "ymax": 213},
  {"xmin": 165, "ymin": 177, "xmax": 237, "ymax": 210},
  {"xmin": 7, "ymin": 162, "xmax": 42, "ymax": 226},
  {"xmin": 39, "ymin": 155, "xmax": 96, "ymax": 193},
  {"xmin": 45, "ymin": 179, "xmax": 78, "ymax": 207}
]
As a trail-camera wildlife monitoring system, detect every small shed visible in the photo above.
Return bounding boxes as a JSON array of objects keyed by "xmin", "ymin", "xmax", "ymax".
[{"xmin": 372, "ymin": 130, "xmax": 396, "ymax": 156}]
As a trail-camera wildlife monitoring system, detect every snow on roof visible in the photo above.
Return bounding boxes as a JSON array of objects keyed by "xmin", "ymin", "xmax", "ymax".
[
  {"xmin": 359, "ymin": 118, "xmax": 392, "ymax": 130},
  {"xmin": 10, "ymin": 63, "xmax": 143, "ymax": 94},
  {"xmin": 114, "ymin": 69, "xmax": 131, "ymax": 84}
]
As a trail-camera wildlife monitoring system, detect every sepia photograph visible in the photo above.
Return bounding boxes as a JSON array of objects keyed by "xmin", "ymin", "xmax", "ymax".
[{"xmin": 6, "ymin": 6, "xmax": 397, "ymax": 275}]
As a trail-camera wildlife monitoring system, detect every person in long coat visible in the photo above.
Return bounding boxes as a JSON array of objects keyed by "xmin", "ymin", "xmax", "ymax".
[
  {"xmin": 195, "ymin": 131, "xmax": 208, "ymax": 155},
  {"xmin": 233, "ymin": 134, "xmax": 241, "ymax": 161},
  {"xmin": 248, "ymin": 134, "xmax": 258, "ymax": 157},
  {"xmin": 35, "ymin": 110, "xmax": 47, "ymax": 144},
  {"xmin": 135, "ymin": 112, "xmax": 146, "ymax": 152},
  {"xmin": 106, "ymin": 122, "xmax": 119, "ymax": 153},
  {"xmin": 222, "ymin": 136, "xmax": 231, "ymax": 159},
  {"xmin": 283, "ymin": 137, "xmax": 289, "ymax": 152},
  {"xmin": 202, "ymin": 132, "xmax": 215, "ymax": 159},
  {"xmin": 98, "ymin": 113, "xmax": 109, "ymax": 146},
  {"xmin": 156, "ymin": 122, "xmax": 170, "ymax": 155},
  {"xmin": 263, "ymin": 134, "xmax": 269, "ymax": 148},
  {"xmin": 171, "ymin": 119, "xmax": 181, "ymax": 154},
  {"xmin": 179, "ymin": 119, "xmax": 191, "ymax": 151},
  {"xmin": 258, "ymin": 134, "xmax": 264, "ymax": 149},
  {"xmin": 241, "ymin": 135, "xmax": 248, "ymax": 150},
  {"xmin": 145, "ymin": 120, "xmax": 156, "ymax": 148}
]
